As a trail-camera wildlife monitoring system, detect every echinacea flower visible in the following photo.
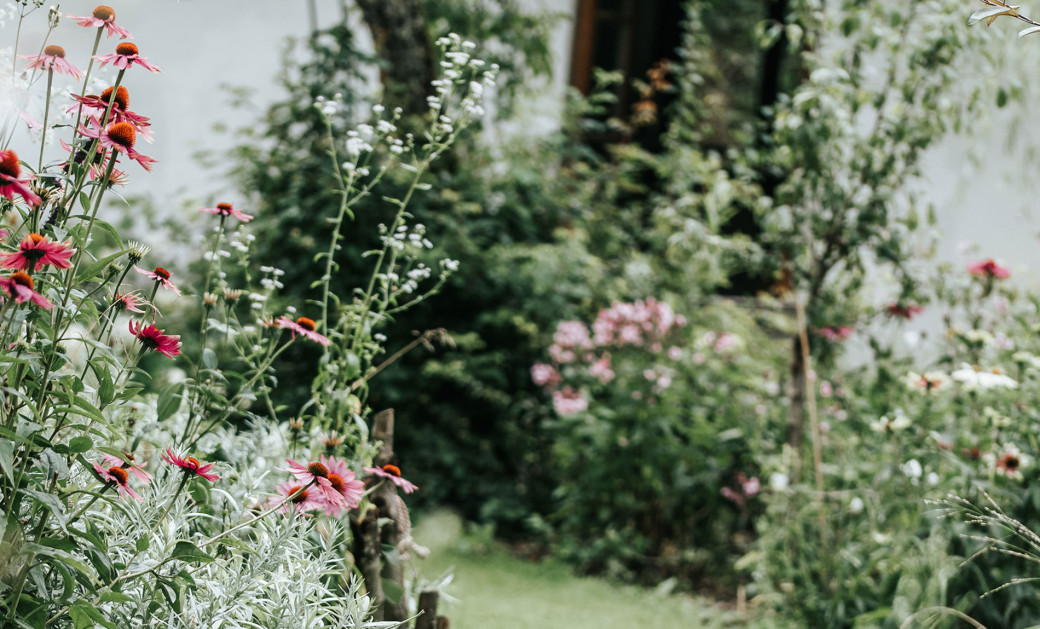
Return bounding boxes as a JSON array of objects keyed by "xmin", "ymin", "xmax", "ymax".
[
  {"xmin": 986, "ymin": 445, "xmax": 1029, "ymax": 480},
  {"xmin": 92, "ymin": 461, "xmax": 142, "ymax": 500},
  {"xmin": 71, "ymin": 86, "xmax": 152, "ymax": 142},
  {"xmin": 129, "ymin": 320, "xmax": 181, "ymax": 358},
  {"xmin": 21, "ymin": 45, "xmax": 82, "ymax": 78},
  {"xmin": 134, "ymin": 265, "xmax": 180, "ymax": 294},
  {"xmin": 101, "ymin": 452, "xmax": 152, "ymax": 484},
  {"xmin": 0, "ymin": 272, "xmax": 53, "ymax": 309},
  {"xmin": 364, "ymin": 463, "xmax": 418, "ymax": 494},
  {"xmin": 200, "ymin": 202, "xmax": 253, "ymax": 223},
  {"xmin": 162, "ymin": 448, "xmax": 219, "ymax": 481},
  {"xmin": 274, "ymin": 481, "xmax": 322, "ymax": 515},
  {"xmin": 280, "ymin": 458, "xmax": 347, "ymax": 509},
  {"xmin": 277, "ymin": 316, "xmax": 331, "ymax": 346},
  {"xmin": 886, "ymin": 303, "xmax": 923, "ymax": 320},
  {"xmin": 81, "ymin": 121, "xmax": 156, "ymax": 171},
  {"xmin": 96, "ymin": 42, "xmax": 161, "ymax": 73},
  {"xmin": 0, "ymin": 233, "xmax": 74, "ymax": 271},
  {"xmin": 319, "ymin": 455, "xmax": 365, "ymax": 515},
  {"xmin": 968, "ymin": 259, "xmax": 1011, "ymax": 280},
  {"xmin": 112, "ymin": 292, "xmax": 145, "ymax": 313},
  {"xmin": 0, "ymin": 150, "xmax": 42, "ymax": 206},
  {"xmin": 66, "ymin": 5, "xmax": 132, "ymax": 38}
]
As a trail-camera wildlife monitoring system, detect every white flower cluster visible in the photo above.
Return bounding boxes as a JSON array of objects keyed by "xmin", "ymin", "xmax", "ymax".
[
  {"xmin": 428, "ymin": 33, "xmax": 498, "ymax": 139},
  {"xmin": 379, "ymin": 222, "xmax": 433, "ymax": 252},
  {"xmin": 314, "ymin": 93, "xmax": 343, "ymax": 116}
]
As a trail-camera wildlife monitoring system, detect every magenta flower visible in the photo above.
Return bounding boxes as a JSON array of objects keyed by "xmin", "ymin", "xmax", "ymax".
[
  {"xmin": 200, "ymin": 202, "xmax": 253, "ymax": 223},
  {"xmin": 0, "ymin": 150, "xmax": 42, "ymax": 206},
  {"xmin": 21, "ymin": 45, "xmax": 82, "ymax": 78},
  {"xmin": 66, "ymin": 5, "xmax": 132, "ymax": 38},
  {"xmin": 96, "ymin": 42, "xmax": 161, "ymax": 73},
  {"xmin": 70, "ymin": 86, "xmax": 153, "ymax": 143},
  {"xmin": 279, "ymin": 459, "xmax": 347, "ymax": 509},
  {"xmin": 129, "ymin": 320, "xmax": 182, "ymax": 358},
  {"xmin": 319, "ymin": 455, "xmax": 365, "ymax": 515},
  {"xmin": 0, "ymin": 233, "xmax": 74, "ymax": 271},
  {"xmin": 818, "ymin": 326, "xmax": 853, "ymax": 342},
  {"xmin": 162, "ymin": 448, "xmax": 219, "ymax": 482},
  {"xmin": 0, "ymin": 272, "xmax": 53, "ymax": 309},
  {"xmin": 134, "ymin": 265, "xmax": 180, "ymax": 294},
  {"xmin": 78, "ymin": 121, "xmax": 156, "ymax": 171},
  {"xmin": 968, "ymin": 259, "xmax": 1011, "ymax": 280},
  {"xmin": 274, "ymin": 481, "xmax": 322, "ymax": 515},
  {"xmin": 101, "ymin": 452, "xmax": 152, "ymax": 484},
  {"xmin": 364, "ymin": 463, "xmax": 418, "ymax": 494},
  {"xmin": 277, "ymin": 316, "xmax": 331, "ymax": 346},
  {"xmin": 92, "ymin": 462, "xmax": 142, "ymax": 500}
]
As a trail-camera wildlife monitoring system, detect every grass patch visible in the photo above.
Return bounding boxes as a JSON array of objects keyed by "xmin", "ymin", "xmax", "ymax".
[{"xmin": 411, "ymin": 510, "xmax": 781, "ymax": 629}]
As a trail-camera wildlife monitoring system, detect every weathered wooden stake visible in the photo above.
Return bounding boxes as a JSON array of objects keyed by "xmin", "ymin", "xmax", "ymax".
[{"xmin": 415, "ymin": 590, "xmax": 440, "ymax": 629}]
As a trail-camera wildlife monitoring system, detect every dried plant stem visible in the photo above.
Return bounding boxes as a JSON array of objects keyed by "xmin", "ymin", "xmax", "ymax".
[{"xmin": 795, "ymin": 295, "xmax": 827, "ymax": 548}]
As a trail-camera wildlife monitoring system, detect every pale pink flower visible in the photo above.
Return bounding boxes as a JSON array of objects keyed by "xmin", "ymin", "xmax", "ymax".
[
  {"xmin": 200, "ymin": 202, "xmax": 253, "ymax": 222},
  {"xmin": 279, "ymin": 459, "xmax": 347, "ymax": 509},
  {"xmin": 552, "ymin": 387, "xmax": 588, "ymax": 415},
  {"xmin": 112, "ymin": 292, "xmax": 145, "ymax": 313},
  {"xmin": 96, "ymin": 42, "xmax": 161, "ymax": 73},
  {"xmin": 589, "ymin": 355, "xmax": 614, "ymax": 383},
  {"xmin": 66, "ymin": 5, "xmax": 132, "ymax": 38},
  {"xmin": 21, "ymin": 45, "xmax": 81, "ymax": 78},
  {"xmin": 0, "ymin": 272, "xmax": 53, "ymax": 309},
  {"xmin": 162, "ymin": 448, "xmax": 219, "ymax": 482},
  {"xmin": 92, "ymin": 462, "xmax": 142, "ymax": 500},
  {"xmin": 364, "ymin": 463, "xmax": 418, "ymax": 494},
  {"xmin": 134, "ymin": 266, "xmax": 180, "ymax": 294},
  {"xmin": 819, "ymin": 381, "xmax": 833, "ymax": 398},
  {"xmin": 818, "ymin": 326, "xmax": 853, "ymax": 341},
  {"xmin": 274, "ymin": 481, "xmax": 322, "ymax": 515},
  {"xmin": 713, "ymin": 333, "xmax": 737, "ymax": 352},
  {"xmin": 0, "ymin": 150, "xmax": 42, "ymax": 206},
  {"xmin": 531, "ymin": 362, "xmax": 561, "ymax": 388},
  {"xmin": 0, "ymin": 233, "xmax": 74, "ymax": 271},
  {"xmin": 277, "ymin": 316, "xmax": 331, "ymax": 346},
  {"xmin": 667, "ymin": 346, "xmax": 682, "ymax": 360},
  {"xmin": 967, "ymin": 259, "xmax": 1010, "ymax": 280}
]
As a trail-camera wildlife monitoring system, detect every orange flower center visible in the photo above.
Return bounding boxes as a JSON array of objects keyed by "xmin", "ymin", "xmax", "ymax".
[
  {"xmin": 115, "ymin": 42, "xmax": 138, "ymax": 56},
  {"xmin": 9, "ymin": 271, "xmax": 33, "ymax": 290},
  {"xmin": 106, "ymin": 122, "xmax": 136, "ymax": 149},
  {"xmin": 327, "ymin": 473, "xmax": 345, "ymax": 492},
  {"xmin": 382, "ymin": 464, "xmax": 401, "ymax": 477},
  {"xmin": 216, "ymin": 202, "xmax": 233, "ymax": 212},
  {"xmin": 108, "ymin": 466, "xmax": 129, "ymax": 484},
  {"xmin": 153, "ymin": 267, "xmax": 171, "ymax": 280},
  {"xmin": 44, "ymin": 45, "xmax": 65, "ymax": 58},
  {"xmin": 93, "ymin": 5, "xmax": 115, "ymax": 20},
  {"xmin": 185, "ymin": 457, "xmax": 200, "ymax": 468},
  {"xmin": 288, "ymin": 485, "xmax": 308, "ymax": 504},
  {"xmin": 307, "ymin": 461, "xmax": 329, "ymax": 478},
  {"xmin": 296, "ymin": 317, "xmax": 316, "ymax": 331},
  {"xmin": 27, "ymin": 233, "xmax": 45, "ymax": 245},
  {"xmin": 0, "ymin": 150, "xmax": 20, "ymax": 178},
  {"xmin": 101, "ymin": 85, "xmax": 129, "ymax": 110}
]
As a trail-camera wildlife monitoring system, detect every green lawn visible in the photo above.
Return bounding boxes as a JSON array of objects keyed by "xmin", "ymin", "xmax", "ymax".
[{"xmin": 410, "ymin": 511, "xmax": 783, "ymax": 629}]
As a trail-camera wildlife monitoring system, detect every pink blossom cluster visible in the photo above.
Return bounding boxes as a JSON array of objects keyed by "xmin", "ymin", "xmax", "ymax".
[
  {"xmin": 552, "ymin": 386, "xmax": 589, "ymax": 415},
  {"xmin": 720, "ymin": 472, "xmax": 760, "ymax": 508},
  {"xmin": 592, "ymin": 298, "xmax": 684, "ymax": 348},
  {"xmin": 549, "ymin": 320, "xmax": 593, "ymax": 363}
]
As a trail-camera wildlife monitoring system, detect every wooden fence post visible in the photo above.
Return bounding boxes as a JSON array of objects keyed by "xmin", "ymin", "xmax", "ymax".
[{"xmin": 415, "ymin": 590, "xmax": 440, "ymax": 629}]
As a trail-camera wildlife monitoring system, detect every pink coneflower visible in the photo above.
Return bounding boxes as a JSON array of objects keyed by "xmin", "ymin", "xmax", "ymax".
[
  {"xmin": 89, "ymin": 163, "xmax": 129, "ymax": 187},
  {"xmin": 96, "ymin": 42, "xmax": 161, "ymax": 73},
  {"xmin": 0, "ymin": 150, "xmax": 42, "ymax": 206},
  {"xmin": 71, "ymin": 86, "xmax": 152, "ymax": 142},
  {"xmin": 134, "ymin": 265, "xmax": 180, "ymax": 294},
  {"xmin": 92, "ymin": 462, "xmax": 142, "ymax": 500},
  {"xmin": 21, "ymin": 45, "xmax": 82, "ymax": 78},
  {"xmin": 101, "ymin": 452, "xmax": 152, "ymax": 484},
  {"xmin": 320, "ymin": 455, "xmax": 365, "ymax": 515},
  {"xmin": 274, "ymin": 481, "xmax": 321, "ymax": 515},
  {"xmin": 364, "ymin": 463, "xmax": 418, "ymax": 494},
  {"xmin": 112, "ymin": 292, "xmax": 145, "ymax": 313},
  {"xmin": 82, "ymin": 121, "xmax": 156, "ymax": 171},
  {"xmin": 200, "ymin": 202, "xmax": 253, "ymax": 223},
  {"xmin": 0, "ymin": 233, "xmax": 74, "ymax": 271},
  {"xmin": 161, "ymin": 448, "xmax": 219, "ymax": 482},
  {"xmin": 129, "ymin": 320, "xmax": 181, "ymax": 358},
  {"xmin": 277, "ymin": 316, "xmax": 331, "ymax": 346},
  {"xmin": 886, "ymin": 303, "xmax": 923, "ymax": 320},
  {"xmin": 0, "ymin": 272, "xmax": 53, "ymax": 309},
  {"xmin": 280, "ymin": 459, "xmax": 347, "ymax": 509},
  {"xmin": 66, "ymin": 5, "xmax": 133, "ymax": 38},
  {"xmin": 968, "ymin": 259, "xmax": 1011, "ymax": 280}
]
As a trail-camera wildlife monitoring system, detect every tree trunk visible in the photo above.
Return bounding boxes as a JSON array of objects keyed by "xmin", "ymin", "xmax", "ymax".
[{"xmin": 355, "ymin": 0, "xmax": 434, "ymax": 117}]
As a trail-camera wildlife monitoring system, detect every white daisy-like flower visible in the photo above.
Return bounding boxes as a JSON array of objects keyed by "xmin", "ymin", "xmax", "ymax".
[{"xmin": 951, "ymin": 364, "xmax": 1018, "ymax": 390}]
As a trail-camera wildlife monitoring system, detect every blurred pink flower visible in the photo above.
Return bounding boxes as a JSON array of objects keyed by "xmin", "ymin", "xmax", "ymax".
[
  {"xmin": 365, "ymin": 463, "xmax": 418, "ymax": 494},
  {"xmin": 277, "ymin": 316, "xmax": 331, "ymax": 346},
  {"xmin": 0, "ymin": 272, "xmax": 53, "ymax": 309},
  {"xmin": 92, "ymin": 462, "xmax": 142, "ymax": 500},
  {"xmin": 818, "ymin": 326, "xmax": 853, "ymax": 341},
  {"xmin": 531, "ymin": 362, "xmax": 561, "ymax": 388},
  {"xmin": 67, "ymin": 5, "xmax": 132, "ymax": 38},
  {"xmin": 134, "ymin": 266, "xmax": 179, "ymax": 294},
  {"xmin": 967, "ymin": 259, "xmax": 1010, "ymax": 280},
  {"xmin": 0, "ymin": 150, "xmax": 42, "ymax": 206},
  {"xmin": 21, "ymin": 45, "xmax": 81, "ymax": 78},
  {"xmin": 200, "ymin": 202, "xmax": 253, "ymax": 223},
  {"xmin": 552, "ymin": 387, "xmax": 588, "ymax": 415},
  {"xmin": 101, "ymin": 452, "xmax": 151, "ymax": 484},
  {"xmin": 589, "ymin": 355, "xmax": 614, "ymax": 383},
  {"xmin": 162, "ymin": 448, "xmax": 219, "ymax": 482}
]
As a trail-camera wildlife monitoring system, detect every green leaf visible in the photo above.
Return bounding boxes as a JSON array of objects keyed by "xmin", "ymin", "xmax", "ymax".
[
  {"xmin": 156, "ymin": 383, "xmax": 184, "ymax": 423},
  {"xmin": 68, "ymin": 436, "xmax": 93, "ymax": 454},
  {"xmin": 202, "ymin": 347, "xmax": 217, "ymax": 370},
  {"xmin": 0, "ymin": 439, "xmax": 13, "ymax": 483},
  {"xmin": 170, "ymin": 540, "xmax": 214, "ymax": 564},
  {"xmin": 135, "ymin": 535, "xmax": 149, "ymax": 553},
  {"xmin": 76, "ymin": 251, "xmax": 125, "ymax": 283}
]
